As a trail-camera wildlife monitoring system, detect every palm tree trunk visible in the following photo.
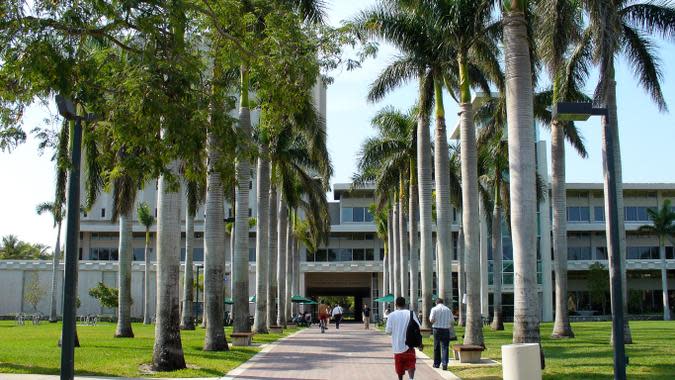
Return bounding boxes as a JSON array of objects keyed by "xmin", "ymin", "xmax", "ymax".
[
  {"xmin": 49, "ymin": 222, "xmax": 62, "ymax": 322},
  {"xmin": 491, "ymin": 202, "xmax": 504, "ymax": 331},
  {"xmin": 398, "ymin": 190, "xmax": 409, "ymax": 304},
  {"xmin": 180, "ymin": 210, "xmax": 195, "ymax": 330},
  {"xmin": 292, "ymin": 238, "xmax": 300, "ymax": 316},
  {"xmin": 203, "ymin": 128, "xmax": 228, "ymax": 350},
  {"xmin": 254, "ymin": 152, "xmax": 270, "ymax": 333},
  {"xmin": 233, "ymin": 66, "xmax": 252, "ymax": 334},
  {"xmin": 143, "ymin": 228, "xmax": 151, "ymax": 325},
  {"xmin": 152, "ymin": 159, "xmax": 186, "ymax": 370},
  {"xmin": 417, "ymin": 77, "xmax": 434, "ymax": 330},
  {"xmin": 409, "ymin": 174, "xmax": 419, "ymax": 312},
  {"xmin": 277, "ymin": 197, "xmax": 288, "ymax": 327},
  {"xmin": 387, "ymin": 209, "xmax": 395, "ymax": 297},
  {"xmin": 268, "ymin": 185, "xmax": 278, "ymax": 328},
  {"xmin": 382, "ymin": 246, "xmax": 388, "ymax": 317},
  {"xmin": 284, "ymin": 219, "xmax": 292, "ymax": 327},
  {"xmin": 458, "ymin": 225, "xmax": 466, "ymax": 326},
  {"xmin": 659, "ymin": 240, "xmax": 670, "ymax": 320},
  {"xmin": 433, "ymin": 79, "xmax": 454, "ymax": 314},
  {"xmin": 457, "ymin": 52, "xmax": 483, "ymax": 345},
  {"xmin": 551, "ymin": 120, "xmax": 574, "ymax": 338},
  {"xmin": 392, "ymin": 201, "xmax": 400, "ymax": 299},
  {"xmin": 115, "ymin": 209, "xmax": 134, "ymax": 338},
  {"xmin": 602, "ymin": 62, "xmax": 632, "ymax": 344},
  {"xmin": 504, "ymin": 10, "xmax": 540, "ymax": 344}
]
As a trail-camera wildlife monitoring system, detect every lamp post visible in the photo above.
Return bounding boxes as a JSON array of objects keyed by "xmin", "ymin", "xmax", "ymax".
[
  {"xmin": 195, "ymin": 263, "xmax": 203, "ymax": 324},
  {"xmin": 55, "ymin": 95, "xmax": 97, "ymax": 380},
  {"xmin": 553, "ymin": 102, "xmax": 626, "ymax": 380}
]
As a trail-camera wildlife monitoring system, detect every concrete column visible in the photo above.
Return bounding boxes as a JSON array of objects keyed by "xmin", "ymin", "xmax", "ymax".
[
  {"xmin": 479, "ymin": 199, "xmax": 489, "ymax": 317},
  {"xmin": 537, "ymin": 140, "xmax": 553, "ymax": 322}
]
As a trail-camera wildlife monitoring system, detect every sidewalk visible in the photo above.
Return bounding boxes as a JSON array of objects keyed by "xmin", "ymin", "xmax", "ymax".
[{"xmin": 225, "ymin": 323, "xmax": 456, "ymax": 380}]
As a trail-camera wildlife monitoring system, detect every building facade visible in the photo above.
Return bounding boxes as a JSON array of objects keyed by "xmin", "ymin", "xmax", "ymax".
[{"xmin": 2, "ymin": 180, "xmax": 674, "ymax": 321}]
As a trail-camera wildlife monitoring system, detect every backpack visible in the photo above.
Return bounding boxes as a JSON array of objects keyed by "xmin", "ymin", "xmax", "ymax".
[{"xmin": 405, "ymin": 310, "xmax": 423, "ymax": 349}]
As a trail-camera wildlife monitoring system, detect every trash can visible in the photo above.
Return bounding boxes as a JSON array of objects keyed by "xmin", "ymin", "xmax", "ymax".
[{"xmin": 502, "ymin": 343, "xmax": 542, "ymax": 380}]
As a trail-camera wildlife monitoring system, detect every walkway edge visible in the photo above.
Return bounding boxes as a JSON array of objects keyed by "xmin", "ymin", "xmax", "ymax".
[
  {"xmin": 221, "ymin": 328, "xmax": 306, "ymax": 380},
  {"xmin": 415, "ymin": 349, "xmax": 462, "ymax": 380}
]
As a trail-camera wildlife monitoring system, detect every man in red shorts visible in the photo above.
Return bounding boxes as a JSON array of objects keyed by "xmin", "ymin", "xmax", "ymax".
[
  {"xmin": 385, "ymin": 296, "xmax": 421, "ymax": 380},
  {"xmin": 318, "ymin": 301, "xmax": 330, "ymax": 331}
]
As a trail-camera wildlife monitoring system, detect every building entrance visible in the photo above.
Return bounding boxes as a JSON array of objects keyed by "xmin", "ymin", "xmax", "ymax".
[{"xmin": 304, "ymin": 272, "xmax": 375, "ymax": 323}]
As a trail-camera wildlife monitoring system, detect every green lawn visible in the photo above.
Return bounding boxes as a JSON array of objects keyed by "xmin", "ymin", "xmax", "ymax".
[
  {"xmin": 421, "ymin": 321, "xmax": 675, "ymax": 380},
  {"xmin": 0, "ymin": 321, "xmax": 299, "ymax": 378}
]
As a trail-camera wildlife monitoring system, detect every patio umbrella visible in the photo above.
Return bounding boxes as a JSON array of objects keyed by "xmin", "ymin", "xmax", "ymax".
[
  {"xmin": 249, "ymin": 295, "xmax": 256, "ymax": 303},
  {"xmin": 374, "ymin": 294, "xmax": 394, "ymax": 303},
  {"xmin": 290, "ymin": 295, "xmax": 314, "ymax": 303},
  {"xmin": 224, "ymin": 297, "xmax": 233, "ymax": 305}
]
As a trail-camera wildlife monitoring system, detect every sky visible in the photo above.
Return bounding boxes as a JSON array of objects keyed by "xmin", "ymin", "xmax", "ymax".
[{"xmin": 1, "ymin": 0, "xmax": 674, "ymax": 250}]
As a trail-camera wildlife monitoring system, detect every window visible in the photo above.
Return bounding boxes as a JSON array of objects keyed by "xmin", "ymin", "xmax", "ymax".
[
  {"xmin": 316, "ymin": 249, "xmax": 327, "ymax": 261},
  {"xmin": 248, "ymin": 247, "xmax": 256, "ymax": 262},
  {"xmin": 306, "ymin": 250, "xmax": 316, "ymax": 262},
  {"xmin": 625, "ymin": 206, "xmax": 652, "ymax": 222},
  {"xmin": 595, "ymin": 247, "xmax": 608, "ymax": 260},
  {"xmin": 567, "ymin": 207, "xmax": 590, "ymax": 222},
  {"xmin": 154, "ymin": 208, "xmax": 157, "ymax": 217},
  {"xmin": 627, "ymin": 246, "xmax": 659, "ymax": 260},
  {"xmin": 353, "ymin": 248, "xmax": 365, "ymax": 261},
  {"xmin": 365, "ymin": 209, "xmax": 374, "ymax": 222},
  {"xmin": 594, "ymin": 206, "xmax": 605, "ymax": 222},
  {"xmin": 667, "ymin": 246, "xmax": 674, "ymax": 260},
  {"xmin": 101, "ymin": 208, "xmax": 106, "ymax": 218},
  {"xmin": 341, "ymin": 207, "xmax": 353, "ymax": 223},
  {"xmin": 568, "ymin": 247, "xmax": 592, "ymax": 260},
  {"xmin": 248, "ymin": 208, "xmax": 252, "ymax": 218},
  {"xmin": 366, "ymin": 248, "xmax": 375, "ymax": 260},
  {"xmin": 353, "ymin": 207, "xmax": 364, "ymax": 222}
]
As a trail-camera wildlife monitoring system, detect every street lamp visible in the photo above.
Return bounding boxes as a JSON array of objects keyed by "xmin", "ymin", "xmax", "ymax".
[
  {"xmin": 195, "ymin": 263, "xmax": 203, "ymax": 324},
  {"xmin": 55, "ymin": 95, "xmax": 97, "ymax": 380},
  {"xmin": 553, "ymin": 101, "xmax": 626, "ymax": 380}
]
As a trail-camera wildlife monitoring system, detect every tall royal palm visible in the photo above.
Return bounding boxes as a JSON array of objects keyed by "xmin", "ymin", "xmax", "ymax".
[
  {"xmin": 501, "ymin": 0, "xmax": 540, "ymax": 344},
  {"xmin": 582, "ymin": 0, "xmax": 675, "ymax": 343},
  {"xmin": 413, "ymin": 0, "xmax": 503, "ymax": 345},
  {"xmin": 112, "ymin": 173, "xmax": 137, "ymax": 338},
  {"xmin": 36, "ymin": 201, "xmax": 64, "ymax": 323},
  {"xmin": 354, "ymin": 2, "xmax": 450, "ymax": 329},
  {"xmin": 137, "ymin": 202, "xmax": 155, "ymax": 325},
  {"xmin": 181, "ymin": 176, "xmax": 205, "ymax": 331},
  {"xmin": 536, "ymin": 0, "xmax": 591, "ymax": 339},
  {"xmin": 639, "ymin": 200, "xmax": 675, "ymax": 321}
]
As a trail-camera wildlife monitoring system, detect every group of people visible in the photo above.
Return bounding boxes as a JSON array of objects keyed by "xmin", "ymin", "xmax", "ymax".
[
  {"xmin": 317, "ymin": 302, "xmax": 344, "ymax": 329},
  {"xmin": 385, "ymin": 297, "xmax": 455, "ymax": 380}
]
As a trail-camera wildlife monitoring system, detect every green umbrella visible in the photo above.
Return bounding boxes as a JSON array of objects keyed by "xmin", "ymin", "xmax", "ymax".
[
  {"xmin": 224, "ymin": 297, "xmax": 233, "ymax": 305},
  {"xmin": 302, "ymin": 300, "xmax": 318, "ymax": 305},
  {"xmin": 417, "ymin": 294, "xmax": 438, "ymax": 302},
  {"xmin": 374, "ymin": 294, "xmax": 394, "ymax": 303},
  {"xmin": 290, "ymin": 295, "xmax": 314, "ymax": 304},
  {"xmin": 249, "ymin": 295, "xmax": 256, "ymax": 303}
]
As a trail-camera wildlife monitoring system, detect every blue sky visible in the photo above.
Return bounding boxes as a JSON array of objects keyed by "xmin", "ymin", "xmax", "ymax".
[{"xmin": 1, "ymin": 0, "xmax": 674, "ymax": 249}]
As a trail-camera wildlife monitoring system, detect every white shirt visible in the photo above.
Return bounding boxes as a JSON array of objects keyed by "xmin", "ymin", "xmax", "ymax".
[
  {"xmin": 331, "ymin": 306, "xmax": 343, "ymax": 316},
  {"xmin": 385, "ymin": 309, "xmax": 421, "ymax": 354},
  {"xmin": 429, "ymin": 303, "xmax": 454, "ymax": 329}
]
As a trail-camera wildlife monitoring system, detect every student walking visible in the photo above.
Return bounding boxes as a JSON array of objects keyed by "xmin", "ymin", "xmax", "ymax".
[
  {"xmin": 362, "ymin": 304, "xmax": 371, "ymax": 329},
  {"xmin": 386, "ymin": 297, "xmax": 422, "ymax": 380},
  {"xmin": 332, "ymin": 304, "xmax": 344, "ymax": 329},
  {"xmin": 429, "ymin": 298, "xmax": 455, "ymax": 370}
]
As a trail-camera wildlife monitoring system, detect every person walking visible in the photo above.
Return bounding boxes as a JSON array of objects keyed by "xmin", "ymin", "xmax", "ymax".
[
  {"xmin": 429, "ymin": 298, "xmax": 455, "ymax": 370},
  {"xmin": 318, "ymin": 301, "xmax": 330, "ymax": 332},
  {"xmin": 362, "ymin": 303, "xmax": 371, "ymax": 330},
  {"xmin": 386, "ymin": 297, "xmax": 421, "ymax": 380},
  {"xmin": 332, "ymin": 304, "xmax": 344, "ymax": 329}
]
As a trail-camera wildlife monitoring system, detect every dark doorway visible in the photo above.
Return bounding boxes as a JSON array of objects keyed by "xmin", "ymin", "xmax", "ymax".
[{"xmin": 308, "ymin": 287, "xmax": 370, "ymax": 322}]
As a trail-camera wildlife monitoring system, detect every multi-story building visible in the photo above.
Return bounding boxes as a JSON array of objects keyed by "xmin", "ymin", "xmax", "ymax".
[{"xmin": 2, "ymin": 179, "xmax": 673, "ymax": 321}]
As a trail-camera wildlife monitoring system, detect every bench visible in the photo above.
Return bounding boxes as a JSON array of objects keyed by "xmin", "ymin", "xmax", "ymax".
[
  {"xmin": 452, "ymin": 344, "xmax": 485, "ymax": 363},
  {"xmin": 231, "ymin": 332, "xmax": 255, "ymax": 346},
  {"xmin": 269, "ymin": 325, "xmax": 283, "ymax": 334}
]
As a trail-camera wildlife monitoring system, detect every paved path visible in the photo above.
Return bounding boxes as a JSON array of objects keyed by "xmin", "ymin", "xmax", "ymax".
[{"xmin": 226, "ymin": 323, "xmax": 454, "ymax": 380}]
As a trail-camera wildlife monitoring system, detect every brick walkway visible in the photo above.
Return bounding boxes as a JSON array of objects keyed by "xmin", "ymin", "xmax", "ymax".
[{"xmin": 225, "ymin": 323, "xmax": 452, "ymax": 380}]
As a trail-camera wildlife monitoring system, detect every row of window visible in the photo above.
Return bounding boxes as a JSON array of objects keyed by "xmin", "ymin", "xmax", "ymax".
[
  {"xmin": 88, "ymin": 248, "xmax": 205, "ymax": 261},
  {"xmin": 341, "ymin": 207, "xmax": 374, "ymax": 223},
  {"xmin": 306, "ymin": 248, "xmax": 383, "ymax": 262},
  {"xmin": 567, "ymin": 206, "xmax": 669, "ymax": 223},
  {"xmin": 566, "ymin": 246, "xmax": 674, "ymax": 260}
]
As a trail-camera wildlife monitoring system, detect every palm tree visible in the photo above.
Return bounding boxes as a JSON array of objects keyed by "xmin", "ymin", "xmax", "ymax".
[
  {"xmin": 639, "ymin": 200, "xmax": 675, "ymax": 321},
  {"xmin": 501, "ymin": 0, "xmax": 540, "ymax": 344},
  {"xmin": 112, "ymin": 173, "xmax": 137, "ymax": 338},
  {"xmin": 267, "ymin": 180, "xmax": 279, "ymax": 329},
  {"xmin": 137, "ymin": 202, "xmax": 154, "ymax": 325},
  {"xmin": 581, "ymin": 0, "xmax": 675, "ymax": 344},
  {"xmin": 535, "ymin": 0, "xmax": 591, "ymax": 340},
  {"xmin": 181, "ymin": 177, "xmax": 205, "ymax": 331},
  {"xmin": 36, "ymin": 202, "xmax": 63, "ymax": 323},
  {"xmin": 254, "ymin": 135, "xmax": 271, "ymax": 333}
]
